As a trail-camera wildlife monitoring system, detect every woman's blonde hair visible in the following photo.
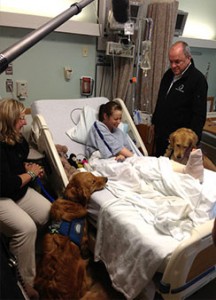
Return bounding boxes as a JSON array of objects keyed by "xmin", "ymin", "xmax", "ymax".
[{"xmin": 0, "ymin": 98, "xmax": 26, "ymax": 145}]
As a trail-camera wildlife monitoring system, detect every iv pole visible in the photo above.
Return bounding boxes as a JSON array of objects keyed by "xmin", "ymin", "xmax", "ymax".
[
  {"xmin": 0, "ymin": 0, "xmax": 95, "ymax": 74},
  {"xmin": 131, "ymin": 17, "xmax": 153, "ymax": 114}
]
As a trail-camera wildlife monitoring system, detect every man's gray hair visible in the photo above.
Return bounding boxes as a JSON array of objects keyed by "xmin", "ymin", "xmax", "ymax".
[{"xmin": 182, "ymin": 42, "xmax": 192, "ymax": 58}]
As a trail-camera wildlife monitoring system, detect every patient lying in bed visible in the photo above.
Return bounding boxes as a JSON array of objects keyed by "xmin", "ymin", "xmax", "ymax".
[{"xmin": 86, "ymin": 100, "xmax": 204, "ymax": 183}]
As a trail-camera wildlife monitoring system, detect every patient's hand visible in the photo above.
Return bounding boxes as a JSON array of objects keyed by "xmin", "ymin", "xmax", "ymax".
[{"xmin": 115, "ymin": 154, "xmax": 125, "ymax": 162}]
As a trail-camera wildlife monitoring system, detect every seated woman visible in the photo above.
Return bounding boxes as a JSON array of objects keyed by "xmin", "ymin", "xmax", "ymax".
[
  {"xmin": 0, "ymin": 98, "xmax": 51, "ymax": 299},
  {"xmin": 86, "ymin": 100, "xmax": 204, "ymax": 183}
]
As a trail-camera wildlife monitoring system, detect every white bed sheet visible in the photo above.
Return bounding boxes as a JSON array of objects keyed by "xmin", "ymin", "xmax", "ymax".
[{"xmin": 88, "ymin": 154, "xmax": 216, "ymax": 299}]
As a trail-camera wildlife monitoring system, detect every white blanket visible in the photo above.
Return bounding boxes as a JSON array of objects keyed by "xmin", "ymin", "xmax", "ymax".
[{"xmin": 90, "ymin": 154, "xmax": 216, "ymax": 299}]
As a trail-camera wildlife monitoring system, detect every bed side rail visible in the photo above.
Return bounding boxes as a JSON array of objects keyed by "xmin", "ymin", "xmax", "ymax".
[
  {"xmin": 114, "ymin": 98, "xmax": 148, "ymax": 156},
  {"xmin": 30, "ymin": 114, "xmax": 69, "ymax": 197},
  {"xmin": 159, "ymin": 219, "xmax": 216, "ymax": 299}
]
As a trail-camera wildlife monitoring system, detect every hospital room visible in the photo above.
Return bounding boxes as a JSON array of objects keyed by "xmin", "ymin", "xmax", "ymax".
[{"xmin": 0, "ymin": 0, "xmax": 216, "ymax": 299}]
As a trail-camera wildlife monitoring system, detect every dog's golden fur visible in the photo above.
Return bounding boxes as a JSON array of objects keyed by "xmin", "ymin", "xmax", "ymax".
[
  {"xmin": 165, "ymin": 127, "xmax": 216, "ymax": 172},
  {"xmin": 34, "ymin": 172, "xmax": 109, "ymax": 300}
]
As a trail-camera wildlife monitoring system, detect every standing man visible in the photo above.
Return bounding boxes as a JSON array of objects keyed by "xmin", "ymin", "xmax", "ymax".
[{"xmin": 151, "ymin": 41, "xmax": 208, "ymax": 157}]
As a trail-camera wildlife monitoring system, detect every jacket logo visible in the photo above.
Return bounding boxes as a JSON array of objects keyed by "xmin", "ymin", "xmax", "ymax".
[{"xmin": 175, "ymin": 84, "xmax": 184, "ymax": 93}]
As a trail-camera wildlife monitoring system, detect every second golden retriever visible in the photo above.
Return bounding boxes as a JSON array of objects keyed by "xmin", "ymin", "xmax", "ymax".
[
  {"xmin": 165, "ymin": 127, "xmax": 216, "ymax": 172},
  {"xmin": 34, "ymin": 172, "xmax": 109, "ymax": 300}
]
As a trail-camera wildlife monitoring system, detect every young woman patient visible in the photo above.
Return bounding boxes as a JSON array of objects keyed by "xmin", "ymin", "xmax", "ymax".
[{"xmin": 86, "ymin": 100, "xmax": 204, "ymax": 183}]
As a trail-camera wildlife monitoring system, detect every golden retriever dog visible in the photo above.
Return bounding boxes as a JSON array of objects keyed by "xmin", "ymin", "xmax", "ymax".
[
  {"xmin": 34, "ymin": 172, "xmax": 109, "ymax": 300},
  {"xmin": 165, "ymin": 127, "xmax": 216, "ymax": 171}
]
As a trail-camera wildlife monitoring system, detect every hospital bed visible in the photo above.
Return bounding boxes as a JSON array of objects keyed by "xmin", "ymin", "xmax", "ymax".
[{"xmin": 30, "ymin": 97, "xmax": 216, "ymax": 300}]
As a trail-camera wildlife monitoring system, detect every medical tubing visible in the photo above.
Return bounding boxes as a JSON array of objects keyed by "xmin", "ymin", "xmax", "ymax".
[{"xmin": 0, "ymin": 0, "xmax": 94, "ymax": 73}]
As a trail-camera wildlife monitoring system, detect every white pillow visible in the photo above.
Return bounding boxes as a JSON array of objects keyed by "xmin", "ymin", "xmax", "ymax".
[
  {"xmin": 66, "ymin": 105, "xmax": 129, "ymax": 144},
  {"xmin": 66, "ymin": 105, "xmax": 98, "ymax": 144}
]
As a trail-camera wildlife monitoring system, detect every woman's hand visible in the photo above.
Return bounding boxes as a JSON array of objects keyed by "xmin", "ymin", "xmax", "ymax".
[
  {"xmin": 115, "ymin": 154, "xmax": 126, "ymax": 162},
  {"xmin": 24, "ymin": 162, "xmax": 44, "ymax": 179}
]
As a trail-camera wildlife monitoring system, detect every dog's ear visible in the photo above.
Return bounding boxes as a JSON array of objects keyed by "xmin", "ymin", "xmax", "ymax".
[
  {"xmin": 63, "ymin": 181, "xmax": 77, "ymax": 200},
  {"xmin": 76, "ymin": 186, "xmax": 91, "ymax": 205},
  {"xmin": 188, "ymin": 131, "xmax": 198, "ymax": 147},
  {"xmin": 169, "ymin": 132, "xmax": 175, "ymax": 148},
  {"xmin": 64, "ymin": 176, "xmax": 90, "ymax": 206},
  {"xmin": 193, "ymin": 132, "xmax": 198, "ymax": 147}
]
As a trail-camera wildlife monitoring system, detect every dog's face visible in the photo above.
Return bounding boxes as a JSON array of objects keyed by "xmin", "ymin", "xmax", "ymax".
[
  {"xmin": 63, "ymin": 172, "xmax": 108, "ymax": 206},
  {"xmin": 169, "ymin": 128, "xmax": 198, "ymax": 161}
]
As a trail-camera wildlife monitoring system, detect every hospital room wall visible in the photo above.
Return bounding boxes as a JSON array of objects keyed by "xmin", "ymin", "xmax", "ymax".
[
  {"xmin": 0, "ymin": 26, "xmax": 97, "ymax": 107},
  {"xmin": 190, "ymin": 47, "xmax": 216, "ymax": 109}
]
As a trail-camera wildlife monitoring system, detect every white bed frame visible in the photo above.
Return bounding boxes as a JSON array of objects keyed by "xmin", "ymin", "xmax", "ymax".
[{"xmin": 30, "ymin": 97, "xmax": 216, "ymax": 300}]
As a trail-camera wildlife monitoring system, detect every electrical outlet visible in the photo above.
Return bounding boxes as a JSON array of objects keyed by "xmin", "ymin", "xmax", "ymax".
[
  {"xmin": 5, "ymin": 63, "xmax": 13, "ymax": 75},
  {"xmin": 64, "ymin": 67, "xmax": 72, "ymax": 81},
  {"xmin": 16, "ymin": 80, "xmax": 28, "ymax": 100},
  {"xmin": 82, "ymin": 47, "xmax": 88, "ymax": 57},
  {"xmin": 6, "ymin": 79, "xmax": 13, "ymax": 92}
]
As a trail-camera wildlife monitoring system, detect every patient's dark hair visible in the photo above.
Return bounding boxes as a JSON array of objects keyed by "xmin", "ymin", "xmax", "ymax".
[{"xmin": 98, "ymin": 101, "xmax": 122, "ymax": 121}]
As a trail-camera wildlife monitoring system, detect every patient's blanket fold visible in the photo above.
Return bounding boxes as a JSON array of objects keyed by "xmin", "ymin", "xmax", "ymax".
[{"xmin": 92, "ymin": 154, "xmax": 216, "ymax": 299}]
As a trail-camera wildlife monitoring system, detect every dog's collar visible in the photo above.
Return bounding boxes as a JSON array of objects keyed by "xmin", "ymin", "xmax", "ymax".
[{"xmin": 49, "ymin": 218, "xmax": 85, "ymax": 247}]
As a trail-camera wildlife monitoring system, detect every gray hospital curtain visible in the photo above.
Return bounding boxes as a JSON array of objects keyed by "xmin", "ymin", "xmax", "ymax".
[
  {"xmin": 137, "ymin": 0, "xmax": 179, "ymax": 113},
  {"xmin": 111, "ymin": 56, "xmax": 134, "ymax": 104}
]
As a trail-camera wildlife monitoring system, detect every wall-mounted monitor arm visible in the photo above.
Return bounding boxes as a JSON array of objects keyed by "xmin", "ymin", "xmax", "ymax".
[{"xmin": 0, "ymin": 0, "xmax": 94, "ymax": 74}]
